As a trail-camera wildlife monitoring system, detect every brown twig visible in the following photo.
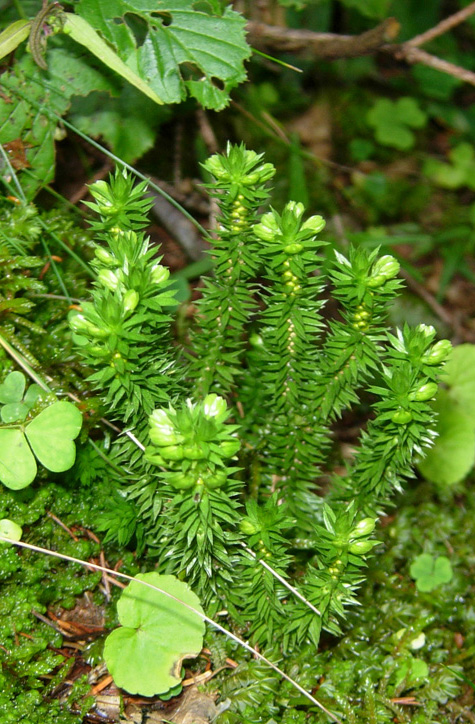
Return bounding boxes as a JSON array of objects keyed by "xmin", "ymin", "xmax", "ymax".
[
  {"xmin": 247, "ymin": 4, "xmax": 475, "ymax": 88},
  {"xmin": 406, "ymin": 1, "xmax": 475, "ymax": 47},
  {"xmin": 246, "ymin": 17, "xmax": 400, "ymax": 58},
  {"xmin": 386, "ymin": 44, "xmax": 475, "ymax": 86}
]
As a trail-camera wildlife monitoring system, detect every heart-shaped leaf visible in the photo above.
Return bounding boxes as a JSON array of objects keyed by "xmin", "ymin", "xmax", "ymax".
[
  {"xmin": 1, "ymin": 402, "xmax": 30, "ymax": 423},
  {"xmin": 25, "ymin": 401, "xmax": 83, "ymax": 473},
  {"xmin": 409, "ymin": 553, "xmax": 453, "ymax": 592},
  {"xmin": 0, "ymin": 428, "xmax": 37, "ymax": 489},
  {"xmin": 104, "ymin": 572, "xmax": 205, "ymax": 696},
  {"xmin": 23, "ymin": 383, "xmax": 42, "ymax": 410},
  {"xmin": 0, "ymin": 371, "xmax": 25, "ymax": 404}
]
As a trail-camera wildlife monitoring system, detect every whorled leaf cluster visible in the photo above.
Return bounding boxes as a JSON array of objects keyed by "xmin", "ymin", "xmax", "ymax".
[{"xmin": 64, "ymin": 146, "xmax": 451, "ymax": 654}]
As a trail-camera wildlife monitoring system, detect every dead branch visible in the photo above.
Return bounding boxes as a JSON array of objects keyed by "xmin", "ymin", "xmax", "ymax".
[
  {"xmin": 406, "ymin": 0, "xmax": 475, "ymax": 48},
  {"xmin": 246, "ymin": 17, "xmax": 400, "ymax": 59},
  {"xmin": 246, "ymin": 3, "xmax": 475, "ymax": 88},
  {"xmin": 387, "ymin": 45, "xmax": 475, "ymax": 87}
]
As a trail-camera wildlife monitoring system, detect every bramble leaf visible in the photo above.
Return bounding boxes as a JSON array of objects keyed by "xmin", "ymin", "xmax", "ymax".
[
  {"xmin": 104, "ymin": 572, "xmax": 205, "ymax": 696},
  {"xmin": 74, "ymin": 0, "xmax": 251, "ymax": 110}
]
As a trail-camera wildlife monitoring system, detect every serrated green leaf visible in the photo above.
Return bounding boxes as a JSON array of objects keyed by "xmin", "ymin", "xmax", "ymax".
[
  {"xmin": 0, "ymin": 428, "xmax": 37, "ymax": 490},
  {"xmin": 75, "ymin": 0, "xmax": 250, "ymax": 110},
  {"xmin": 25, "ymin": 401, "xmax": 83, "ymax": 472},
  {"xmin": 0, "ymin": 371, "xmax": 25, "ymax": 404},
  {"xmin": 104, "ymin": 572, "xmax": 205, "ymax": 696}
]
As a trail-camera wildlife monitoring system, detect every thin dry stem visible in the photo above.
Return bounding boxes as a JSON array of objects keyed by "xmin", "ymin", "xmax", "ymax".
[{"xmin": 0, "ymin": 536, "xmax": 343, "ymax": 723}]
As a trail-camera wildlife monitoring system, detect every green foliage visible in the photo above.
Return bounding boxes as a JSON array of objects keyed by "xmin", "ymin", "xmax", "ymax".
[
  {"xmin": 418, "ymin": 344, "xmax": 475, "ymax": 485},
  {"xmin": 424, "ymin": 143, "xmax": 475, "ymax": 190},
  {"xmin": 0, "ymin": 372, "xmax": 82, "ymax": 490},
  {"xmin": 73, "ymin": 0, "xmax": 251, "ymax": 110},
  {"xmin": 104, "ymin": 572, "xmax": 205, "ymax": 696},
  {"xmin": 0, "ymin": 140, "xmax": 464, "ymax": 720},
  {"xmin": 409, "ymin": 553, "xmax": 453, "ymax": 592},
  {"xmin": 64, "ymin": 147, "xmax": 450, "ymax": 655},
  {"xmin": 0, "ymin": 1, "xmax": 251, "ymax": 195},
  {"xmin": 69, "ymin": 169, "xmax": 181, "ymax": 423},
  {"xmin": 0, "ymin": 484, "xmax": 102, "ymax": 723},
  {"xmin": 367, "ymin": 97, "xmax": 427, "ymax": 151},
  {"xmin": 0, "ymin": 518, "xmax": 22, "ymax": 543}
]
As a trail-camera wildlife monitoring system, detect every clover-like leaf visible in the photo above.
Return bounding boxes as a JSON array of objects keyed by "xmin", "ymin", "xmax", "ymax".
[
  {"xmin": 0, "ymin": 428, "xmax": 37, "ymax": 490},
  {"xmin": 392, "ymin": 656, "xmax": 429, "ymax": 689},
  {"xmin": 25, "ymin": 401, "xmax": 83, "ymax": 473},
  {"xmin": 424, "ymin": 143, "xmax": 475, "ymax": 190},
  {"xmin": 104, "ymin": 572, "xmax": 205, "ymax": 696},
  {"xmin": 410, "ymin": 553, "xmax": 453, "ymax": 592},
  {"xmin": 367, "ymin": 97, "xmax": 427, "ymax": 150},
  {"xmin": 1, "ymin": 402, "xmax": 30, "ymax": 423},
  {"xmin": 0, "ymin": 371, "xmax": 25, "ymax": 404}
]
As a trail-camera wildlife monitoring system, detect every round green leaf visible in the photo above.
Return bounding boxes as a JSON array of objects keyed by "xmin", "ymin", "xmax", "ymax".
[
  {"xmin": 0, "ymin": 518, "xmax": 22, "ymax": 544},
  {"xmin": 104, "ymin": 573, "xmax": 205, "ymax": 697},
  {"xmin": 0, "ymin": 371, "xmax": 25, "ymax": 404},
  {"xmin": 25, "ymin": 401, "xmax": 83, "ymax": 473},
  {"xmin": 417, "ymin": 391, "xmax": 475, "ymax": 485},
  {"xmin": 0, "ymin": 428, "xmax": 37, "ymax": 489},
  {"xmin": 444, "ymin": 344, "xmax": 475, "ymax": 418}
]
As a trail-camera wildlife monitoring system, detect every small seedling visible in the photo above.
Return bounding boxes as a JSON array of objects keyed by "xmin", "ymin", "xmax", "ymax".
[{"xmin": 410, "ymin": 553, "xmax": 453, "ymax": 593}]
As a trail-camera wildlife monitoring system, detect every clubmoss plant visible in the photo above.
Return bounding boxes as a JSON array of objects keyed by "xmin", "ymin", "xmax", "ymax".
[{"xmin": 65, "ymin": 144, "xmax": 451, "ymax": 647}]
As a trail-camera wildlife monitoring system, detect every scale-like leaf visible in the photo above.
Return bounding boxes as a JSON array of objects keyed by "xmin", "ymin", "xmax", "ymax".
[
  {"xmin": 75, "ymin": 0, "xmax": 250, "ymax": 110},
  {"xmin": 25, "ymin": 401, "xmax": 83, "ymax": 473},
  {"xmin": 0, "ymin": 428, "xmax": 37, "ymax": 490},
  {"xmin": 104, "ymin": 572, "xmax": 205, "ymax": 696}
]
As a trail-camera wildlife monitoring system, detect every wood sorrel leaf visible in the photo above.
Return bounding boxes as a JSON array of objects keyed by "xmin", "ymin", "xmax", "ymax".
[
  {"xmin": 25, "ymin": 401, "xmax": 83, "ymax": 473},
  {"xmin": 0, "ymin": 371, "xmax": 26, "ymax": 404},
  {"xmin": 0, "ymin": 428, "xmax": 37, "ymax": 489},
  {"xmin": 104, "ymin": 572, "xmax": 205, "ymax": 696}
]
